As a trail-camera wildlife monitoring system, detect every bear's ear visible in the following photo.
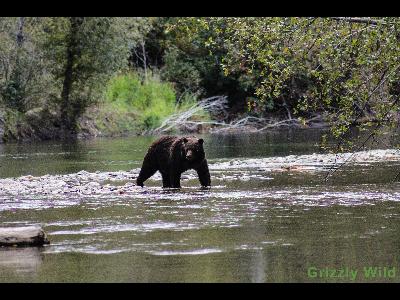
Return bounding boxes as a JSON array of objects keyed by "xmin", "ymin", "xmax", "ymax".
[
  {"xmin": 198, "ymin": 138, "xmax": 204, "ymax": 145},
  {"xmin": 182, "ymin": 137, "xmax": 188, "ymax": 143}
]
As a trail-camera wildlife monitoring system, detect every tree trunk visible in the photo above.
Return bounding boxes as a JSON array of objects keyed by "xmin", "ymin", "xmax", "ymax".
[
  {"xmin": 60, "ymin": 17, "xmax": 84, "ymax": 135},
  {"xmin": 141, "ymin": 41, "xmax": 147, "ymax": 80},
  {"xmin": 8, "ymin": 17, "xmax": 26, "ymax": 112},
  {"xmin": 16, "ymin": 17, "xmax": 25, "ymax": 47}
]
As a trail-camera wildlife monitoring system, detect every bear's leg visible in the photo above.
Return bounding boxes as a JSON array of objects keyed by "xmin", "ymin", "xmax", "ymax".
[
  {"xmin": 195, "ymin": 159, "xmax": 211, "ymax": 187},
  {"xmin": 136, "ymin": 156, "xmax": 158, "ymax": 187},
  {"xmin": 161, "ymin": 172, "xmax": 172, "ymax": 188},
  {"xmin": 169, "ymin": 171, "xmax": 182, "ymax": 188}
]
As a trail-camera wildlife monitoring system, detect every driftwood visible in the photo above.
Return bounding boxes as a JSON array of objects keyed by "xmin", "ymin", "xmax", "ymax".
[
  {"xmin": 150, "ymin": 96, "xmax": 229, "ymax": 134},
  {"xmin": 330, "ymin": 17, "xmax": 388, "ymax": 26},
  {"xmin": 149, "ymin": 95, "xmax": 327, "ymax": 134},
  {"xmin": 0, "ymin": 226, "xmax": 50, "ymax": 247},
  {"xmin": 209, "ymin": 114, "xmax": 327, "ymax": 133}
]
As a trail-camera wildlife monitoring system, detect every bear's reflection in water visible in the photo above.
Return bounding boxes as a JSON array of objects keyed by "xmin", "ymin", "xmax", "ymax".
[{"xmin": 0, "ymin": 247, "xmax": 44, "ymax": 275}]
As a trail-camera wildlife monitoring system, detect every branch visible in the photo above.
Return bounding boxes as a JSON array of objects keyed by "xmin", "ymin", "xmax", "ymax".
[
  {"xmin": 324, "ymin": 96, "xmax": 400, "ymax": 182},
  {"xmin": 149, "ymin": 96, "xmax": 229, "ymax": 134},
  {"xmin": 330, "ymin": 17, "xmax": 384, "ymax": 26}
]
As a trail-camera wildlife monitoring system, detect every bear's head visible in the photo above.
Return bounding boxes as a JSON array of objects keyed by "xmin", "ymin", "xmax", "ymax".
[{"xmin": 181, "ymin": 137, "xmax": 205, "ymax": 162}]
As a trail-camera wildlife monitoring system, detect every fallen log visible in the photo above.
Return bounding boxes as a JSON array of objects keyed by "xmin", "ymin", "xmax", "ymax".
[{"xmin": 0, "ymin": 226, "xmax": 50, "ymax": 247}]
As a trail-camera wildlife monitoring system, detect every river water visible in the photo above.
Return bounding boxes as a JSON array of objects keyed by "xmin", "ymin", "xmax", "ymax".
[{"xmin": 1, "ymin": 129, "xmax": 400, "ymax": 282}]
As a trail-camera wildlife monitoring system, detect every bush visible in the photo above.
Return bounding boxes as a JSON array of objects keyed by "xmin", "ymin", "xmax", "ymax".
[
  {"xmin": 160, "ymin": 46, "xmax": 203, "ymax": 98},
  {"xmin": 104, "ymin": 71, "xmax": 210, "ymax": 132}
]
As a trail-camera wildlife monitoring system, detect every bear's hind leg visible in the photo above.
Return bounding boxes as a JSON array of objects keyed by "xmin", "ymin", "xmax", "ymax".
[{"xmin": 136, "ymin": 157, "xmax": 158, "ymax": 187}]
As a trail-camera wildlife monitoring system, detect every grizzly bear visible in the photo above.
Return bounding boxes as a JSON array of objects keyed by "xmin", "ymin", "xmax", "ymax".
[{"xmin": 136, "ymin": 136, "xmax": 211, "ymax": 188}]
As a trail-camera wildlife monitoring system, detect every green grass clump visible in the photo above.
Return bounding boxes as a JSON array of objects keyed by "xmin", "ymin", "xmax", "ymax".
[
  {"xmin": 105, "ymin": 72, "xmax": 176, "ymax": 130},
  {"xmin": 103, "ymin": 71, "xmax": 210, "ymax": 132}
]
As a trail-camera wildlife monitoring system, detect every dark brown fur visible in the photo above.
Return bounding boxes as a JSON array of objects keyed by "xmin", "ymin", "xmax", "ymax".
[{"xmin": 136, "ymin": 136, "xmax": 211, "ymax": 188}]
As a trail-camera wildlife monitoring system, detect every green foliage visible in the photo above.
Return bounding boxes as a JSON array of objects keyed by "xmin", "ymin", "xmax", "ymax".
[
  {"xmin": 42, "ymin": 17, "xmax": 132, "ymax": 83},
  {"xmin": 160, "ymin": 18, "xmax": 255, "ymax": 108},
  {"xmin": 104, "ymin": 71, "xmax": 210, "ymax": 131},
  {"xmin": 1, "ymin": 108, "xmax": 24, "ymax": 140},
  {"xmin": 170, "ymin": 17, "xmax": 400, "ymax": 148},
  {"xmin": 40, "ymin": 17, "xmax": 133, "ymax": 132},
  {"xmin": 0, "ymin": 17, "xmax": 52, "ymax": 112},
  {"xmin": 105, "ymin": 71, "xmax": 175, "ymax": 130},
  {"xmin": 161, "ymin": 46, "xmax": 203, "ymax": 97},
  {"xmin": 2, "ymin": 16, "xmax": 400, "ymax": 143}
]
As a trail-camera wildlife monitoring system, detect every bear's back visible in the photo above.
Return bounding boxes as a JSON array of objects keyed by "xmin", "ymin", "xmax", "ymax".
[{"xmin": 149, "ymin": 136, "xmax": 179, "ymax": 152}]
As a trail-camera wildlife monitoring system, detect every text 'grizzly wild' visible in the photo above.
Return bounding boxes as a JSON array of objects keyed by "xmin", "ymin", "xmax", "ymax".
[{"xmin": 136, "ymin": 136, "xmax": 211, "ymax": 188}]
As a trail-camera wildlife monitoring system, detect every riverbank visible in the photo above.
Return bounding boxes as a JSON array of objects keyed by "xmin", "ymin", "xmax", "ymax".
[{"xmin": 0, "ymin": 104, "xmax": 328, "ymax": 144}]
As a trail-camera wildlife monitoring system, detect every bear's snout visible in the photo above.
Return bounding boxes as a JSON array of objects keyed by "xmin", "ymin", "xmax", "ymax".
[{"xmin": 186, "ymin": 150, "xmax": 194, "ymax": 161}]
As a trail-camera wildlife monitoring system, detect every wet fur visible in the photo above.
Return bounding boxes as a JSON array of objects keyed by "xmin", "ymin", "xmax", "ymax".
[{"xmin": 136, "ymin": 136, "xmax": 211, "ymax": 188}]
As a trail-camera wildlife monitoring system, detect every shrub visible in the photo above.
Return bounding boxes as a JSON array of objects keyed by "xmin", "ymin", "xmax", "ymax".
[{"xmin": 104, "ymin": 71, "xmax": 209, "ymax": 132}]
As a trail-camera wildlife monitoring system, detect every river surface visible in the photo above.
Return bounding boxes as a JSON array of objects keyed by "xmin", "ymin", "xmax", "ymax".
[{"xmin": 1, "ymin": 129, "xmax": 400, "ymax": 282}]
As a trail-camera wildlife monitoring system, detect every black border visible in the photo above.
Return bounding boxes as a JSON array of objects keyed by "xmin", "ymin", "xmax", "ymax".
[{"xmin": 1, "ymin": 0, "xmax": 399, "ymax": 17}]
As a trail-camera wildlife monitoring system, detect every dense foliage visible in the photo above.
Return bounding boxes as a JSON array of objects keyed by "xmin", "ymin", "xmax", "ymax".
[
  {"xmin": 0, "ymin": 17, "xmax": 49, "ymax": 112},
  {"xmin": 1, "ymin": 17, "xmax": 399, "ymax": 146},
  {"xmin": 167, "ymin": 17, "xmax": 400, "ymax": 145}
]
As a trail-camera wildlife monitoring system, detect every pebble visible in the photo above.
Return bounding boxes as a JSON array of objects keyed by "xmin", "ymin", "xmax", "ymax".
[{"xmin": 0, "ymin": 149, "xmax": 398, "ymax": 199}]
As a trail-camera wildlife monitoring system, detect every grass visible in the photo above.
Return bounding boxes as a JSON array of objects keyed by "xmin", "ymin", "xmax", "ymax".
[
  {"xmin": 94, "ymin": 71, "xmax": 210, "ymax": 134},
  {"xmin": 1, "ymin": 71, "xmax": 211, "ymax": 142},
  {"xmin": 105, "ymin": 72, "xmax": 175, "ymax": 129}
]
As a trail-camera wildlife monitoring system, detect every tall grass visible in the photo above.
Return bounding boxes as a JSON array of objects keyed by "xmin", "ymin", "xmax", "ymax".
[{"xmin": 103, "ymin": 71, "xmax": 210, "ymax": 132}]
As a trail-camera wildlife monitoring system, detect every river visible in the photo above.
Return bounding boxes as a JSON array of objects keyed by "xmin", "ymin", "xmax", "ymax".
[{"xmin": 1, "ymin": 129, "xmax": 400, "ymax": 282}]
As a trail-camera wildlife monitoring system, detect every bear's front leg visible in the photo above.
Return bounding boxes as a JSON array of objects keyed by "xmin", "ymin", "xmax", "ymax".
[
  {"xmin": 161, "ymin": 172, "xmax": 172, "ymax": 188},
  {"xmin": 196, "ymin": 159, "xmax": 211, "ymax": 187},
  {"xmin": 169, "ymin": 171, "xmax": 182, "ymax": 188}
]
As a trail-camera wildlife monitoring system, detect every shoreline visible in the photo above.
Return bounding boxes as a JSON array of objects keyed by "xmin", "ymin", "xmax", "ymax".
[
  {"xmin": 1, "ymin": 148, "xmax": 399, "ymax": 196},
  {"xmin": 0, "ymin": 114, "xmax": 329, "ymax": 144}
]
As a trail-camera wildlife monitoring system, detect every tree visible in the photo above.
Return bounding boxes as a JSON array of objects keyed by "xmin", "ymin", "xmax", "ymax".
[
  {"xmin": 41, "ymin": 17, "xmax": 132, "ymax": 135},
  {"xmin": 0, "ymin": 17, "xmax": 49, "ymax": 112},
  {"xmin": 160, "ymin": 17, "xmax": 254, "ymax": 108},
  {"xmin": 172, "ymin": 17, "xmax": 400, "ymax": 149},
  {"xmin": 125, "ymin": 17, "xmax": 159, "ymax": 80}
]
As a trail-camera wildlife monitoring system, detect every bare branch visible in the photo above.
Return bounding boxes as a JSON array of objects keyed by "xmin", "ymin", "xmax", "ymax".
[
  {"xmin": 330, "ymin": 17, "xmax": 384, "ymax": 26},
  {"xmin": 324, "ymin": 95, "xmax": 400, "ymax": 182},
  {"xmin": 148, "ymin": 96, "xmax": 229, "ymax": 134}
]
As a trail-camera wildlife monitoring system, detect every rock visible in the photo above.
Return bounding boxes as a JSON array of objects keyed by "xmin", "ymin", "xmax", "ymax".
[{"xmin": 0, "ymin": 226, "xmax": 50, "ymax": 247}]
